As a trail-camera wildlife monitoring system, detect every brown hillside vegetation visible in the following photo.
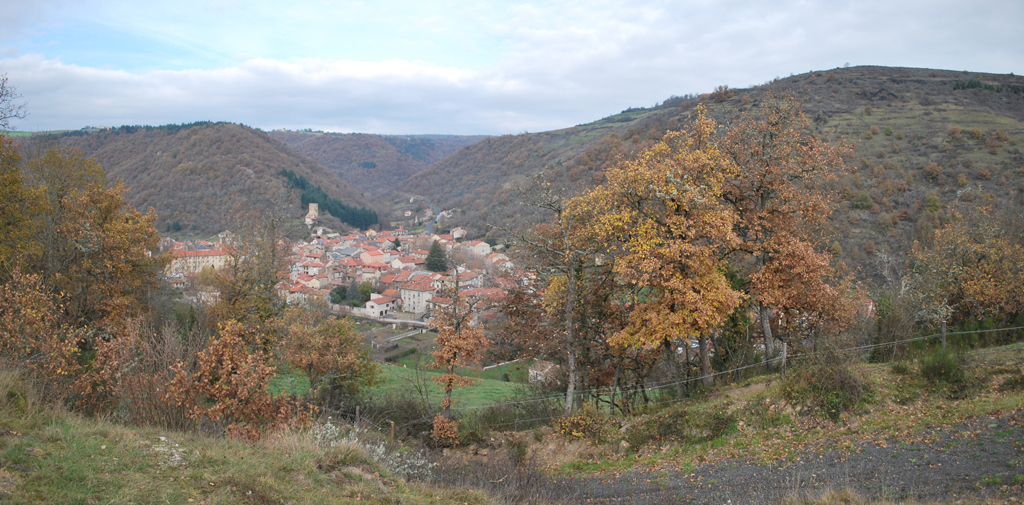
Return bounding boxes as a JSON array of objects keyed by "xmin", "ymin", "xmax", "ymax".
[
  {"xmin": 405, "ymin": 66, "xmax": 1024, "ymax": 277},
  {"xmin": 270, "ymin": 131, "xmax": 486, "ymax": 196},
  {"xmin": 48, "ymin": 122, "xmax": 376, "ymax": 234}
]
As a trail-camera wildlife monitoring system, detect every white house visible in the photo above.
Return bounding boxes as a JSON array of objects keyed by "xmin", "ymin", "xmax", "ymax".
[
  {"xmin": 365, "ymin": 295, "xmax": 398, "ymax": 318},
  {"xmin": 399, "ymin": 281, "xmax": 435, "ymax": 314},
  {"xmin": 464, "ymin": 240, "xmax": 492, "ymax": 257}
]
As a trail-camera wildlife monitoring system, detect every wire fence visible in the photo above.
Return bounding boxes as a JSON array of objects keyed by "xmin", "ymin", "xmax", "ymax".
[{"xmin": 443, "ymin": 324, "xmax": 1024, "ymax": 431}]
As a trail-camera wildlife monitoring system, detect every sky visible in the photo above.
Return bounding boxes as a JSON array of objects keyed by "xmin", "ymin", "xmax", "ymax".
[{"xmin": 1, "ymin": 0, "xmax": 1022, "ymax": 135}]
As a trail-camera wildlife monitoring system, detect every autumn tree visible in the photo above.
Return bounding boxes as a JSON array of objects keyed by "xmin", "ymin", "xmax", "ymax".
[
  {"xmin": 0, "ymin": 136, "xmax": 38, "ymax": 268},
  {"xmin": 912, "ymin": 205, "xmax": 1024, "ymax": 346},
  {"xmin": 429, "ymin": 280, "xmax": 489, "ymax": 444},
  {"xmin": 720, "ymin": 94, "xmax": 849, "ymax": 356},
  {"xmin": 577, "ymin": 105, "xmax": 744, "ymax": 387},
  {"xmin": 512, "ymin": 174, "xmax": 607, "ymax": 413},
  {"xmin": 211, "ymin": 214, "xmax": 289, "ymax": 344},
  {"xmin": 16, "ymin": 146, "xmax": 165, "ymax": 330},
  {"xmin": 0, "ymin": 269, "xmax": 85, "ymax": 399},
  {"xmin": 166, "ymin": 320, "xmax": 312, "ymax": 442},
  {"xmin": 280, "ymin": 302, "xmax": 378, "ymax": 400}
]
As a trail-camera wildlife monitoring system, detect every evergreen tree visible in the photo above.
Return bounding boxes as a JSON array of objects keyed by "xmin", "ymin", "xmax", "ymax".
[
  {"xmin": 329, "ymin": 285, "xmax": 347, "ymax": 304},
  {"xmin": 346, "ymin": 280, "xmax": 360, "ymax": 304},
  {"xmin": 392, "ymin": 238, "xmax": 401, "ymax": 250},
  {"xmin": 425, "ymin": 240, "xmax": 448, "ymax": 272}
]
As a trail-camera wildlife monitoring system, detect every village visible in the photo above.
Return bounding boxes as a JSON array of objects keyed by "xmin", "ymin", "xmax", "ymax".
[{"xmin": 159, "ymin": 203, "xmax": 559, "ymax": 383}]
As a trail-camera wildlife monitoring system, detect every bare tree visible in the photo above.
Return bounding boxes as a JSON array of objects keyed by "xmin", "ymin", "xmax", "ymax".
[
  {"xmin": 502, "ymin": 174, "xmax": 605, "ymax": 414},
  {"xmin": 0, "ymin": 75, "xmax": 27, "ymax": 131}
]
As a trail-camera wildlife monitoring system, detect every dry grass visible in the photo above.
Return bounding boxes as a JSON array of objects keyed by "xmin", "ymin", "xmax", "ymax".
[{"xmin": 0, "ymin": 366, "xmax": 495, "ymax": 504}]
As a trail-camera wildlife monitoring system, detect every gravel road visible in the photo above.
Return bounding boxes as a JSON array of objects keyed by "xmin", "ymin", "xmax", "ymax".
[{"xmin": 577, "ymin": 411, "xmax": 1024, "ymax": 504}]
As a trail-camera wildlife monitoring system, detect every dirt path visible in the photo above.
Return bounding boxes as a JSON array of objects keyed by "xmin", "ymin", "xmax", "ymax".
[{"xmin": 576, "ymin": 411, "xmax": 1024, "ymax": 504}]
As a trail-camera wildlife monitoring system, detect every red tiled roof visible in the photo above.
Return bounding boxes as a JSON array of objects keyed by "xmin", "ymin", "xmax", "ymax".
[{"xmin": 173, "ymin": 249, "xmax": 229, "ymax": 258}]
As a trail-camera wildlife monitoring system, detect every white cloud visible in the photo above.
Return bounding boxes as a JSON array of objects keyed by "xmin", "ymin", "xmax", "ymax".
[{"xmin": 1, "ymin": 0, "xmax": 1021, "ymax": 133}]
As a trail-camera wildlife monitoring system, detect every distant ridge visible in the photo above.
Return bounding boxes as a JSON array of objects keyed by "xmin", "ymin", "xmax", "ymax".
[
  {"xmin": 50, "ymin": 122, "xmax": 378, "ymax": 234},
  {"xmin": 269, "ymin": 131, "xmax": 486, "ymax": 196},
  {"xmin": 403, "ymin": 66, "xmax": 1024, "ymax": 280}
]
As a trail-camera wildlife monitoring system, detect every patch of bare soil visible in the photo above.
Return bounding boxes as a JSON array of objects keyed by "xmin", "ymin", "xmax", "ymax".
[{"xmin": 578, "ymin": 410, "xmax": 1024, "ymax": 504}]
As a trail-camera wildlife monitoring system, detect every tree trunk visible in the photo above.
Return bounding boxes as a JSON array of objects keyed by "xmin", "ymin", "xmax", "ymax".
[
  {"xmin": 663, "ymin": 338, "xmax": 685, "ymax": 398},
  {"xmin": 941, "ymin": 320, "xmax": 947, "ymax": 351},
  {"xmin": 610, "ymin": 365, "xmax": 619, "ymax": 415},
  {"xmin": 759, "ymin": 302, "xmax": 775, "ymax": 358},
  {"xmin": 684, "ymin": 338, "xmax": 691, "ymax": 381},
  {"xmin": 563, "ymin": 262, "xmax": 578, "ymax": 415},
  {"xmin": 699, "ymin": 335, "xmax": 713, "ymax": 387}
]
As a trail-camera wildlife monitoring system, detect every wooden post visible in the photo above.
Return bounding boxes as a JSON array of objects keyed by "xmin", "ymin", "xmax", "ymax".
[
  {"xmin": 355, "ymin": 406, "xmax": 360, "ymax": 426},
  {"xmin": 941, "ymin": 320, "xmax": 947, "ymax": 351},
  {"xmin": 780, "ymin": 342, "xmax": 788, "ymax": 380},
  {"xmin": 389, "ymin": 420, "xmax": 395, "ymax": 445}
]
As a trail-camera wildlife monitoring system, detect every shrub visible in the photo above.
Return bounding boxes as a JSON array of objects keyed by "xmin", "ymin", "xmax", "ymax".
[
  {"xmin": 851, "ymin": 192, "xmax": 874, "ymax": 209},
  {"xmin": 165, "ymin": 321, "xmax": 314, "ymax": 442},
  {"xmin": 918, "ymin": 347, "xmax": 981, "ymax": 399},
  {"xmin": 779, "ymin": 353, "xmax": 868, "ymax": 422},
  {"xmin": 624, "ymin": 403, "xmax": 736, "ymax": 450},
  {"xmin": 884, "ymin": 126, "xmax": 893, "ymax": 136},
  {"xmin": 553, "ymin": 405, "xmax": 611, "ymax": 444}
]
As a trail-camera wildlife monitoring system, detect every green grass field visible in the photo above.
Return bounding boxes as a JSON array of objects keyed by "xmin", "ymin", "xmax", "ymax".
[{"xmin": 270, "ymin": 358, "xmax": 524, "ymax": 410}]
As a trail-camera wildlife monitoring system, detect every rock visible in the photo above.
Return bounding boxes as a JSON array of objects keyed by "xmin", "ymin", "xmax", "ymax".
[
  {"xmin": 619, "ymin": 440, "xmax": 631, "ymax": 451},
  {"xmin": 478, "ymin": 448, "xmax": 489, "ymax": 456}
]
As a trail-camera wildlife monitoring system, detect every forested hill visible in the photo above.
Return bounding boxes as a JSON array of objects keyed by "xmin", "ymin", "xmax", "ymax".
[
  {"xmin": 405, "ymin": 66, "xmax": 1024, "ymax": 278},
  {"xmin": 52, "ymin": 122, "xmax": 378, "ymax": 234},
  {"xmin": 269, "ymin": 131, "xmax": 486, "ymax": 196}
]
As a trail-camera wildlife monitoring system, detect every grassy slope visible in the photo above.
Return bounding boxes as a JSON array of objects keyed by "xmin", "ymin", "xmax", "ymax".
[
  {"xmin": 553, "ymin": 343, "xmax": 1024, "ymax": 477},
  {"xmin": 0, "ymin": 370, "xmax": 489, "ymax": 505}
]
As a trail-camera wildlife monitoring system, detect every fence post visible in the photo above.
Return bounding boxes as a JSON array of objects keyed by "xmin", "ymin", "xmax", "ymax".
[
  {"xmin": 941, "ymin": 320, "xmax": 947, "ymax": 351},
  {"xmin": 355, "ymin": 406, "xmax": 360, "ymax": 426},
  {"xmin": 389, "ymin": 420, "xmax": 395, "ymax": 445},
  {"xmin": 780, "ymin": 342, "xmax": 788, "ymax": 380}
]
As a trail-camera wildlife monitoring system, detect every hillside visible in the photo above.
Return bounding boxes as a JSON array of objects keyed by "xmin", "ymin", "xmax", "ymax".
[
  {"xmin": 0, "ymin": 369, "xmax": 491, "ymax": 505},
  {"xmin": 50, "ymin": 122, "xmax": 379, "ymax": 235},
  {"xmin": 270, "ymin": 131, "xmax": 486, "ymax": 197},
  {"xmin": 404, "ymin": 66, "xmax": 1024, "ymax": 280}
]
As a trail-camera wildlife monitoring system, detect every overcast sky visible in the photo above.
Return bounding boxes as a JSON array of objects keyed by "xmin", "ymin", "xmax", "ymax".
[{"xmin": 1, "ymin": 0, "xmax": 1021, "ymax": 134}]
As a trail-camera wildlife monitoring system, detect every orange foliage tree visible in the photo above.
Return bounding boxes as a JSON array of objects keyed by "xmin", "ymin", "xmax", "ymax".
[
  {"xmin": 0, "ymin": 136, "xmax": 39, "ymax": 267},
  {"xmin": 0, "ymin": 269, "xmax": 85, "ymax": 398},
  {"xmin": 166, "ymin": 321, "xmax": 312, "ymax": 442},
  {"xmin": 721, "ymin": 95, "xmax": 850, "ymax": 355},
  {"xmin": 429, "ymin": 282, "xmax": 489, "ymax": 444},
  {"xmin": 17, "ymin": 147, "xmax": 165, "ymax": 330},
  {"xmin": 280, "ymin": 303, "xmax": 378, "ymax": 399},
  {"xmin": 576, "ymin": 105, "xmax": 745, "ymax": 386},
  {"xmin": 912, "ymin": 205, "xmax": 1024, "ymax": 329}
]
